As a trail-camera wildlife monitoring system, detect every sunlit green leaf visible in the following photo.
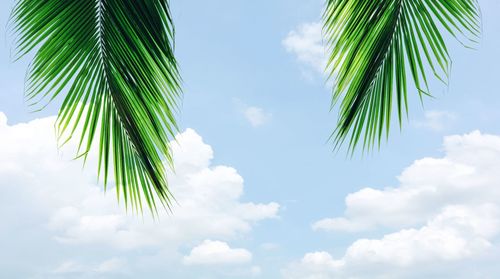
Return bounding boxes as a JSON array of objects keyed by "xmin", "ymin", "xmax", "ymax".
[
  {"xmin": 12, "ymin": 0, "xmax": 182, "ymax": 213},
  {"xmin": 324, "ymin": 0, "xmax": 481, "ymax": 153}
]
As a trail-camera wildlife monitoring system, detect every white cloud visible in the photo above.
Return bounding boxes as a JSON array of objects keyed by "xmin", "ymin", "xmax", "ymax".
[
  {"xmin": 283, "ymin": 252, "xmax": 344, "ymax": 279},
  {"xmin": 287, "ymin": 131, "xmax": 500, "ymax": 278},
  {"xmin": 0, "ymin": 113, "xmax": 279, "ymax": 277},
  {"xmin": 314, "ymin": 131, "xmax": 500, "ymax": 233},
  {"xmin": 183, "ymin": 240, "xmax": 252, "ymax": 266},
  {"xmin": 0, "ymin": 111, "xmax": 7, "ymax": 126},
  {"xmin": 47, "ymin": 129, "xmax": 279, "ymax": 249},
  {"xmin": 288, "ymin": 205, "xmax": 498, "ymax": 278},
  {"xmin": 415, "ymin": 110, "xmax": 457, "ymax": 131},
  {"xmin": 283, "ymin": 22, "xmax": 327, "ymax": 76},
  {"xmin": 243, "ymin": 106, "xmax": 272, "ymax": 127},
  {"xmin": 344, "ymin": 204, "xmax": 497, "ymax": 267}
]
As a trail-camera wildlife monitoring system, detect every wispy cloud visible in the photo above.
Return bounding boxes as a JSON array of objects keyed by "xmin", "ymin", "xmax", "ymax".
[
  {"xmin": 283, "ymin": 22, "xmax": 327, "ymax": 77},
  {"xmin": 243, "ymin": 106, "xmax": 272, "ymax": 127},
  {"xmin": 415, "ymin": 110, "xmax": 457, "ymax": 132},
  {"xmin": 234, "ymin": 99, "xmax": 272, "ymax": 128}
]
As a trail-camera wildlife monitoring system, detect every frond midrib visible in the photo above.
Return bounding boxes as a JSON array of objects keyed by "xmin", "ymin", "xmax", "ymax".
[
  {"xmin": 93, "ymin": 0, "xmax": 163, "ymax": 193},
  {"xmin": 338, "ymin": 0, "xmax": 404, "ymax": 140}
]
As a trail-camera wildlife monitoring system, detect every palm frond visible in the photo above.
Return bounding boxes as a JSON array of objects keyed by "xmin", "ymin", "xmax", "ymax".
[
  {"xmin": 324, "ymin": 0, "xmax": 481, "ymax": 152},
  {"xmin": 12, "ymin": 0, "xmax": 182, "ymax": 213}
]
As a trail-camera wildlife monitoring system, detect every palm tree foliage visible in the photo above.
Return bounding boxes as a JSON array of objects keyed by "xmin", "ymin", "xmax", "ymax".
[
  {"xmin": 11, "ymin": 0, "xmax": 181, "ymax": 213},
  {"xmin": 324, "ymin": 0, "xmax": 481, "ymax": 152},
  {"xmin": 10, "ymin": 0, "xmax": 482, "ymax": 213}
]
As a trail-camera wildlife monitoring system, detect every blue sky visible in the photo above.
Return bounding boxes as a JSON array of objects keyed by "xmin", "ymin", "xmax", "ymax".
[{"xmin": 1, "ymin": 0, "xmax": 500, "ymax": 278}]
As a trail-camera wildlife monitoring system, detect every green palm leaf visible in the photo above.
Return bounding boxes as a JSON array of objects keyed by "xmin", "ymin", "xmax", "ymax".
[
  {"xmin": 11, "ymin": 0, "xmax": 182, "ymax": 213},
  {"xmin": 324, "ymin": 0, "xmax": 481, "ymax": 152}
]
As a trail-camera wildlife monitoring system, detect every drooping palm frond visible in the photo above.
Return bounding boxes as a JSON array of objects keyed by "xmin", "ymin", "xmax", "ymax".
[
  {"xmin": 324, "ymin": 0, "xmax": 481, "ymax": 152},
  {"xmin": 12, "ymin": 0, "xmax": 182, "ymax": 213}
]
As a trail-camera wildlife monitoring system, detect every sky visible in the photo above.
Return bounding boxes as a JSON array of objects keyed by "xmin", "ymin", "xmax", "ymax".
[{"xmin": 1, "ymin": 0, "xmax": 500, "ymax": 278}]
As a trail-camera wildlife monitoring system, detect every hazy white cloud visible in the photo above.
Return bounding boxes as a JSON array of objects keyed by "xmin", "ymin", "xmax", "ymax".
[
  {"xmin": 260, "ymin": 242, "xmax": 279, "ymax": 251},
  {"xmin": 250, "ymin": 265, "xmax": 262, "ymax": 276},
  {"xmin": 416, "ymin": 110, "xmax": 457, "ymax": 131},
  {"xmin": 183, "ymin": 240, "xmax": 252, "ymax": 266},
  {"xmin": 243, "ymin": 106, "xmax": 272, "ymax": 127},
  {"xmin": 313, "ymin": 217, "xmax": 369, "ymax": 233},
  {"xmin": 287, "ymin": 131, "xmax": 500, "ymax": 278},
  {"xmin": 0, "ymin": 112, "xmax": 278, "ymax": 277},
  {"xmin": 283, "ymin": 22, "xmax": 327, "ymax": 76},
  {"xmin": 94, "ymin": 258, "xmax": 126, "ymax": 273},
  {"xmin": 53, "ymin": 261, "xmax": 86, "ymax": 274},
  {"xmin": 53, "ymin": 258, "xmax": 125, "ymax": 275}
]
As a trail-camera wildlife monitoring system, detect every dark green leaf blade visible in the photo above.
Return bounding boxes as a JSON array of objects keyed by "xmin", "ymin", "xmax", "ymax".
[
  {"xmin": 12, "ymin": 0, "xmax": 182, "ymax": 213},
  {"xmin": 324, "ymin": 0, "xmax": 481, "ymax": 153}
]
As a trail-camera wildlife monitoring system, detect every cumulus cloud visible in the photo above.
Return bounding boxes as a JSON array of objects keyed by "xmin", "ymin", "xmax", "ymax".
[
  {"xmin": 183, "ymin": 240, "xmax": 252, "ymax": 266},
  {"xmin": 287, "ymin": 131, "xmax": 500, "ymax": 278},
  {"xmin": 283, "ymin": 252, "xmax": 344, "ymax": 279},
  {"xmin": 314, "ymin": 131, "xmax": 500, "ymax": 233},
  {"xmin": 0, "ymin": 112, "xmax": 279, "ymax": 278},
  {"xmin": 46, "ymin": 128, "xmax": 280, "ymax": 249},
  {"xmin": 343, "ymin": 204, "xmax": 497, "ymax": 267},
  {"xmin": 283, "ymin": 22, "xmax": 327, "ymax": 77}
]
